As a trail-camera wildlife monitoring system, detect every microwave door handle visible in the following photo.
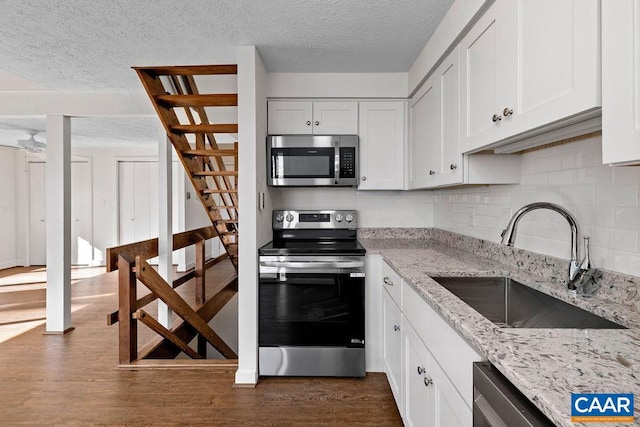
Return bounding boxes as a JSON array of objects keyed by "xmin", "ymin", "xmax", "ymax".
[
  {"xmin": 334, "ymin": 139, "xmax": 340, "ymax": 185},
  {"xmin": 272, "ymin": 152, "xmax": 278, "ymax": 179}
]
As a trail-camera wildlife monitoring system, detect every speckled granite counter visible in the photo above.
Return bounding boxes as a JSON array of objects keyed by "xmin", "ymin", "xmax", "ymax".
[{"xmin": 359, "ymin": 228, "xmax": 640, "ymax": 427}]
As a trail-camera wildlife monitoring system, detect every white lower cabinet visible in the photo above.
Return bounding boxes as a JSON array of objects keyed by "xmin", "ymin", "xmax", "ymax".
[
  {"xmin": 378, "ymin": 260, "xmax": 484, "ymax": 426},
  {"xmin": 383, "ymin": 288, "xmax": 403, "ymax": 408},
  {"xmin": 403, "ymin": 319, "xmax": 470, "ymax": 427}
]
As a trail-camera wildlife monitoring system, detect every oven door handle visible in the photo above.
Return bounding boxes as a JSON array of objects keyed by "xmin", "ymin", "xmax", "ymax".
[{"xmin": 260, "ymin": 260, "xmax": 364, "ymax": 269}]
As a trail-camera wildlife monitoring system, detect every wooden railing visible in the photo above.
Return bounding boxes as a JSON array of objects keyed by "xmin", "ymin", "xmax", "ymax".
[{"xmin": 106, "ymin": 225, "xmax": 237, "ymax": 366}]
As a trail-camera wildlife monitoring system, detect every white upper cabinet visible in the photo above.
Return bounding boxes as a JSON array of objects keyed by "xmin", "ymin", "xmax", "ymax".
[
  {"xmin": 268, "ymin": 100, "xmax": 358, "ymax": 135},
  {"xmin": 460, "ymin": 0, "xmax": 601, "ymax": 153},
  {"xmin": 268, "ymin": 101, "xmax": 313, "ymax": 134},
  {"xmin": 602, "ymin": 0, "xmax": 640, "ymax": 165},
  {"xmin": 358, "ymin": 101, "xmax": 406, "ymax": 190},
  {"xmin": 409, "ymin": 47, "xmax": 520, "ymax": 189}
]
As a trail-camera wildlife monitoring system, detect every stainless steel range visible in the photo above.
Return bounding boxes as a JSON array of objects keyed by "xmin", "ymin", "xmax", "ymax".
[{"xmin": 258, "ymin": 210, "xmax": 366, "ymax": 377}]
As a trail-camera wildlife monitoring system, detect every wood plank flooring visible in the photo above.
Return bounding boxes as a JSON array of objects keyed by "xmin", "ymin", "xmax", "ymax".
[{"xmin": 0, "ymin": 265, "xmax": 402, "ymax": 426}]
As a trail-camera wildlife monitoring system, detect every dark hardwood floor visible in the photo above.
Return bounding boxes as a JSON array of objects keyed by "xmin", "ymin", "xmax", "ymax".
[{"xmin": 0, "ymin": 265, "xmax": 402, "ymax": 426}]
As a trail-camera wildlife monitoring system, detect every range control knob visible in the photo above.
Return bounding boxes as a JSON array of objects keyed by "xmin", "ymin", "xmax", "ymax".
[
  {"xmin": 275, "ymin": 213, "xmax": 284, "ymax": 222},
  {"xmin": 345, "ymin": 213, "xmax": 354, "ymax": 223},
  {"xmin": 335, "ymin": 214, "xmax": 344, "ymax": 222},
  {"xmin": 285, "ymin": 213, "xmax": 294, "ymax": 223}
]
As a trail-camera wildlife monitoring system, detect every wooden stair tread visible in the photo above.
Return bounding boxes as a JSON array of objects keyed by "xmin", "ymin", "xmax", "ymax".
[
  {"xmin": 134, "ymin": 64, "xmax": 237, "ymax": 76},
  {"xmin": 171, "ymin": 124, "xmax": 238, "ymax": 134},
  {"xmin": 215, "ymin": 219, "xmax": 238, "ymax": 224},
  {"xmin": 155, "ymin": 94, "xmax": 238, "ymax": 108},
  {"xmin": 182, "ymin": 149, "xmax": 238, "ymax": 156},
  {"xmin": 193, "ymin": 170, "xmax": 238, "ymax": 177},
  {"xmin": 201, "ymin": 189, "xmax": 238, "ymax": 194}
]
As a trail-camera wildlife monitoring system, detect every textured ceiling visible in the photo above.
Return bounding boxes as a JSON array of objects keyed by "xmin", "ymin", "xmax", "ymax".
[{"xmin": 0, "ymin": 0, "xmax": 453, "ymax": 91}]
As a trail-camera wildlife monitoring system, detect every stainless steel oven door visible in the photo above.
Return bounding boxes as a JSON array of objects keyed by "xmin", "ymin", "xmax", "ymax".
[{"xmin": 258, "ymin": 255, "xmax": 365, "ymax": 348}]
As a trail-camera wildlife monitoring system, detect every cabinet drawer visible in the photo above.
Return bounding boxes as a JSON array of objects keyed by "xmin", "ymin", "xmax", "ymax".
[
  {"xmin": 402, "ymin": 281, "xmax": 428, "ymax": 346},
  {"xmin": 381, "ymin": 261, "xmax": 402, "ymax": 307}
]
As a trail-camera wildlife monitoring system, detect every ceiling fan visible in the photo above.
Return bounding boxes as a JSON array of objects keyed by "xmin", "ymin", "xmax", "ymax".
[
  {"xmin": 17, "ymin": 131, "xmax": 47, "ymax": 153},
  {"xmin": 0, "ymin": 130, "xmax": 47, "ymax": 153}
]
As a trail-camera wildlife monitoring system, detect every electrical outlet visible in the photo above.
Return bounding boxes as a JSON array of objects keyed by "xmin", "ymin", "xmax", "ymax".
[{"xmin": 468, "ymin": 206, "xmax": 476, "ymax": 227}]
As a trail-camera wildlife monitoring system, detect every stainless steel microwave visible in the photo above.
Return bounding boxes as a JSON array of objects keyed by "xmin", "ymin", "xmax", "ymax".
[{"xmin": 267, "ymin": 135, "xmax": 359, "ymax": 187}]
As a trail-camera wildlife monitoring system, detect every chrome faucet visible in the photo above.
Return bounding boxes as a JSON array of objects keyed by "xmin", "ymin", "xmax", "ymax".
[{"xmin": 500, "ymin": 202, "xmax": 582, "ymax": 289}]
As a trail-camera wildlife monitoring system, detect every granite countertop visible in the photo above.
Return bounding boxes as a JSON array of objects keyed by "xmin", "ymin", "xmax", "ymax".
[{"xmin": 359, "ymin": 229, "xmax": 640, "ymax": 427}]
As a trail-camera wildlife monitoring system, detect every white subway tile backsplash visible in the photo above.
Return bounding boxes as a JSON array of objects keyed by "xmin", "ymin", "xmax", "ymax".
[
  {"xmin": 433, "ymin": 135, "xmax": 640, "ymax": 277},
  {"xmin": 595, "ymin": 185, "xmax": 638, "ymax": 207},
  {"xmin": 547, "ymin": 169, "xmax": 575, "ymax": 186},
  {"xmin": 614, "ymin": 207, "xmax": 640, "ymax": 230}
]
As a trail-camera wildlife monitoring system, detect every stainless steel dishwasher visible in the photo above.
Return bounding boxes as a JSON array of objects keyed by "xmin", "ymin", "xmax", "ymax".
[{"xmin": 473, "ymin": 362, "xmax": 555, "ymax": 426}]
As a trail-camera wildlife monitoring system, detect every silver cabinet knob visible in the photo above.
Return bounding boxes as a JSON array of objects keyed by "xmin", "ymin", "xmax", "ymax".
[
  {"xmin": 361, "ymin": 176, "xmax": 367, "ymax": 181},
  {"xmin": 424, "ymin": 376, "xmax": 433, "ymax": 387},
  {"xmin": 315, "ymin": 121, "xmax": 320, "ymax": 126},
  {"xmin": 503, "ymin": 108, "xmax": 513, "ymax": 117},
  {"xmin": 429, "ymin": 170, "xmax": 436, "ymax": 175},
  {"xmin": 417, "ymin": 366, "xmax": 425, "ymax": 375},
  {"xmin": 450, "ymin": 164, "xmax": 457, "ymax": 170},
  {"xmin": 393, "ymin": 325, "xmax": 400, "ymax": 332},
  {"xmin": 492, "ymin": 114, "xmax": 502, "ymax": 122},
  {"xmin": 306, "ymin": 121, "xmax": 311, "ymax": 126},
  {"xmin": 383, "ymin": 277, "xmax": 394, "ymax": 286}
]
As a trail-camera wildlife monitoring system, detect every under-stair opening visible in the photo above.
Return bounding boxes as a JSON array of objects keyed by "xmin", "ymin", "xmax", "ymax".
[{"xmin": 107, "ymin": 65, "xmax": 241, "ymax": 367}]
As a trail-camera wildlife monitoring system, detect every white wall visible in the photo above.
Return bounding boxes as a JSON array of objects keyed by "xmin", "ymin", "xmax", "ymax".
[
  {"xmin": 268, "ymin": 73, "xmax": 408, "ymax": 98},
  {"xmin": 236, "ymin": 46, "xmax": 270, "ymax": 385},
  {"xmin": 434, "ymin": 134, "xmax": 640, "ymax": 277},
  {"xmin": 273, "ymin": 188, "xmax": 434, "ymax": 228},
  {"xmin": 0, "ymin": 147, "xmax": 17, "ymax": 269}
]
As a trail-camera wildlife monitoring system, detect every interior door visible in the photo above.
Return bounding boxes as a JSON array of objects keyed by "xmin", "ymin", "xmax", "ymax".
[
  {"xmin": 29, "ymin": 161, "xmax": 91, "ymax": 266},
  {"xmin": 28, "ymin": 162, "xmax": 46, "ymax": 265},
  {"xmin": 118, "ymin": 161, "xmax": 181, "ymax": 262},
  {"xmin": 71, "ymin": 162, "xmax": 91, "ymax": 265}
]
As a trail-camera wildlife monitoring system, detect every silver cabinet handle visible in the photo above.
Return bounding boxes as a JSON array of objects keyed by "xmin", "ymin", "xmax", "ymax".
[
  {"xmin": 393, "ymin": 325, "xmax": 400, "ymax": 332},
  {"xmin": 417, "ymin": 366, "xmax": 425, "ymax": 375},
  {"xmin": 315, "ymin": 121, "xmax": 320, "ymax": 126},
  {"xmin": 492, "ymin": 114, "xmax": 502, "ymax": 122},
  {"xmin": 503, "ymin": 107, "xmax": 513, "ymax": 117},
  {"xmin": 383, "ymin": 277, "xmax": 394, "ymax": 286},
  {"xmin": 450, "ymin": 164, "xmax": 457, "ymax": 170},
  {"xmin": 424, "ymin": 376, "xmax": 433, "ymax": 387},
  {"xmin": 361, "ymin": 176, "xmax": 367, "ymax": 181},
  {"xmin": 429, "ymin": 170, "xmax": 436, "ymax": 175},
  {"xmin": 306, "ymin": 120, "xmax": 311, "ymax": 126}
]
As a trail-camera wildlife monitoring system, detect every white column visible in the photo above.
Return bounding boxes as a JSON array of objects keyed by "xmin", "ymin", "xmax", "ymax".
[
  {"xmin": 45, "ymin": 115, "xmax": 73, "ymax": 334},
  {"xmin": 157, "ymin": 125, "xmax": 173, "ymax": 328}
]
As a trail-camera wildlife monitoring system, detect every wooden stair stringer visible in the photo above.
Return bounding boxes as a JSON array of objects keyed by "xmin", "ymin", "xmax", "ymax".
[{"xmin": 134, "ymin": 65, "xmax": 239, "ymax": 269}]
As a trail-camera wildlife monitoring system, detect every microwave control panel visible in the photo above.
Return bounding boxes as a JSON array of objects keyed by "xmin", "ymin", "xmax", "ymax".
[{"xmin": 340, "ymin": 147, "xmax": 356, "ymax": 178}]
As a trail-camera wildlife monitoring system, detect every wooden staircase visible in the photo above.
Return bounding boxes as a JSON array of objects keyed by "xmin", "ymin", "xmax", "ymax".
[{"xmin": 134, "ymin": 65, "xmax": 239, "ymax": 269}]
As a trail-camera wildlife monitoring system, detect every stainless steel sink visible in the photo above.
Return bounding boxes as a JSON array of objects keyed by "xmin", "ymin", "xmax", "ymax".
[{"xmin": 432, "ymin": 277, "xmax": 625, "ymax": 329}]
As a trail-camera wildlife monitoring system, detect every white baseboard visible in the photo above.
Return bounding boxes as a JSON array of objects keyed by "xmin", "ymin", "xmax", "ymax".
[
  {"xmin": 0, "ymin": 260, "xmax": 18, "ymax": 270},
  {"xmin": 234, "ymin": 368, "xmax": 258, "ymax": 386}
]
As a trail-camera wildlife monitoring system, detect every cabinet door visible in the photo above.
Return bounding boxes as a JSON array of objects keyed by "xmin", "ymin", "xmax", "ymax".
[
  {"xmin": 511, "ymin": 0, "xmax": 600, "ymax": 135},
  {"xmin": 383, "ymin": 290, "xmax": 403, "ymax": 410},
  {"xmin": 358, "ymin": 102, "xmax": 405, "ymax": 190},
  {"xmin": 403, "ymin": 319, "xmax": 436, "ymax": 427},
  {"xmin": 602, "ymin": 0, "xmax": 640, "ymax": 165},
  {"xmin": 429, "ymin": 354, "xmax": 471, "ymax": 427},
  {"xmin": 439, "ymin": 47, "xmax": 462, "ymax": 184},
  {"xmin": 268, "ymin": 101, "xmax": 313, "ymax": 134},
  {"xmin": 313, "ymin": 101, "xmax": 358, "ymax": 134},
  {"xmin": 409, "ymin": 79, "xmax": 441, "ymax": 189},
  {"xmin": 460, "ymin": 1, "xmax": 512, "ymax": 153}
]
